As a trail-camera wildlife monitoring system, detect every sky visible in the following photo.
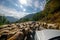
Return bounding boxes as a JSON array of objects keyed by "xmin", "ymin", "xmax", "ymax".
[{"xmin": 0, "ymin": 0, "xmax": 46, "ymax": 19}]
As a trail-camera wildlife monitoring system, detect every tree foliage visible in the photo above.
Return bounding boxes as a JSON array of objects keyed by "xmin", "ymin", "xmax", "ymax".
[{"xmin": 0, "ymin": 16, "xmax": 10, "ymax": 25}]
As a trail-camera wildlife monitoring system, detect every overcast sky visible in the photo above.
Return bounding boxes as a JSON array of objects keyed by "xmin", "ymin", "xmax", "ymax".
[{"xmin": 0, "ymin": 0, "xmax": 46, "ymax": 19}]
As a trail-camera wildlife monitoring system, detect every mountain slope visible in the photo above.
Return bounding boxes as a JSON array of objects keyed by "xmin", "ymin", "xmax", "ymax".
[
  {"xmin": 42, "ymin": 0, "xmax": 60, "ymax": 23},
  {"xmin": 24, "ymin": 14, "xmax": 34, "ymax": 18},
  {"xmin": 6, "ymin": 16, "xmax": 18, "ymax": 22},
  {"xmin": 16, "ymin": 14, "xmax": 34, "ymax": 22},
  {"xmin": 33, "ymin": 0, "xmax": 60, "ymax": 23}
]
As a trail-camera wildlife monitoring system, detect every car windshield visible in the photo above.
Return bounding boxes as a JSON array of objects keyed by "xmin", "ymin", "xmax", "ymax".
[{"xmin": 49, "ymin": 36, "xmax": 60, "ymax": 40}]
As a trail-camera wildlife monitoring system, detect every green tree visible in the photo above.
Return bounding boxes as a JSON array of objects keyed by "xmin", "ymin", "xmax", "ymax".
[{"xmin": 0, "ymin": 16, "xmax": 10, "ymax": 25}]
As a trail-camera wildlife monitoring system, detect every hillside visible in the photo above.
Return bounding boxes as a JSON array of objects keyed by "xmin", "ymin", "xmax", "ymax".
[
  {"xmin": 6, "ymin": 16, "xmax": 18, "ymax": 22},
  {"xmin": 33, "ymin": 0, "xmax": 60, "ymax": 23},
  {"xmin": 16, "ymin": 14, "xmax": 34, "ymax": 22},
  {"xmin": 42, "ymin": 0, "xmax": 60, "ymax": 23}
]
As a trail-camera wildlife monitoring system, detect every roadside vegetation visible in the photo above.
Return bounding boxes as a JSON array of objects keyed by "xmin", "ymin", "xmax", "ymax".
[{"xmin": 0, "ymin": 16, "xmax": 9, "ymax": 26}]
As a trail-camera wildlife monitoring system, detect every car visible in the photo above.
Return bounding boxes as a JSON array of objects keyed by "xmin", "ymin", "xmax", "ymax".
[{"xmin": 35, "ymin": 29, "xmax": 60, "ymax": 40}]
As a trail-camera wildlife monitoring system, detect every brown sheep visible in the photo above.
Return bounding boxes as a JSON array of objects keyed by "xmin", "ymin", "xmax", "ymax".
[{"xmin": 7, "ymin": 32, "xmax": 23, "ymax": 40}]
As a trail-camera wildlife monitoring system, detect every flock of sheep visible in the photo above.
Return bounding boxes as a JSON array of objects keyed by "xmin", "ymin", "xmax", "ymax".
[{"xmin": 0, "ymin": 21, "xmax": 60, "ymax": 40}]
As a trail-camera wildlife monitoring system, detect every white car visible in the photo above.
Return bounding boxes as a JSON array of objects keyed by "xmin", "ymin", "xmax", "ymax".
[{"xmin": 35, "ymin": 29, "xmax": 60, "ymax": 40}]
